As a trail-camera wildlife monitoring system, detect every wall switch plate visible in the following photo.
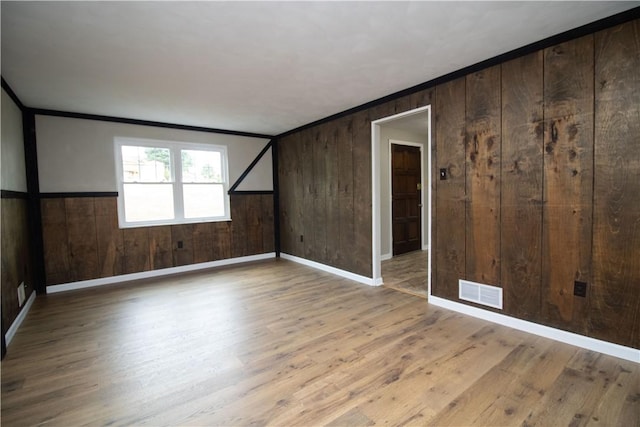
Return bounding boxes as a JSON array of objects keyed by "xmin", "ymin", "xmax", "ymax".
[
  {"xmin": 177, "ymin": 240, "xmax": 184, "ymax": 249},
  {"xmin": 574, "ymin": 281, "xmax": 587, "ymax": 297},
  {"xmin": 300, "ymin": 235, "xmax": 304, "ymax": 242},
  {"xmin": 17, "ymin": 282, "xmax": 26, "ymax": 307}
]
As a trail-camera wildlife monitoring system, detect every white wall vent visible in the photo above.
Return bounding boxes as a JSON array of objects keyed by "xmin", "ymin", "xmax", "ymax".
[{"xmin": 459, "ymin": 279, "xmax": 503, "ymax": 310}]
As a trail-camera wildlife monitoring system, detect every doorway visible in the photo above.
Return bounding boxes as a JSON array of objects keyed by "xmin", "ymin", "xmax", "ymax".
[{"xmin": 371, "ymin": 106, "xmax": 431, "ymax": 296}]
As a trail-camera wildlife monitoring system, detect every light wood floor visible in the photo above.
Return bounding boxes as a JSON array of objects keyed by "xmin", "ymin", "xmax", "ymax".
[
  {"xmin": 382, "ymin": 250, "xmax": 428, "ymax": 298},
  {"xmin": 1, "ymin": 259, "xmax": 638, "ymax": 426}
]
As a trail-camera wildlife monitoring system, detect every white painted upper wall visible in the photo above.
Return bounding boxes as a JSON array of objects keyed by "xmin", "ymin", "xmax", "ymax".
[
  {"xmin": 1, "ymin": 88, "xmax": 28, "ymax": 192},
  {"xmin": 379, "ymin": 125, "xmax": 429, "ymax": 258},
  {"xmin": 35, "ymin": 115, "xmax": 272, "ymax": 193}
]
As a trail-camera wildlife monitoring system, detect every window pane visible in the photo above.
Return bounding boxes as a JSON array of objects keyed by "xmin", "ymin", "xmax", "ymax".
[
  {"xmin": 183, "ymin": 184, "xmax": 225, "ymax": 218},
  {"xmin": 121, "ymin": 146, "xmax": 171, "ymax": 182},
  {"xmin": 181, "ymin": 150, "xmax": 222, "ymax": 183},
  {"xmin": 123, "ymin": 184, "xmax": 174, "ymax": 222}
]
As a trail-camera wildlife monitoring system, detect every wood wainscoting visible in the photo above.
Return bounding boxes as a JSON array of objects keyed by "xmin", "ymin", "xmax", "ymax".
[
  {"xmin": 1, "ymin": 259, "xmax": 638, "ymax": 426},
  {"xmin": 1, "ymin": 194, "xmax": 33, "ymax": 341},
  {"xmin": 40, "ymin": 193, "xmax": 274, "ymax": 286}
]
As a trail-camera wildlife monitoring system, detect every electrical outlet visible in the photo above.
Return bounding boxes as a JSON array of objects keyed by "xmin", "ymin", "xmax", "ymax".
[
  {"xmin": 300, "ymin": 235, "xmax": 304, "ymax": 242},
  {"xmin": 574, "ymin": 281, "xmax": 587, "ymax": 297},
  {"xmin": 177, "ymin": 240, "xmax": 184, "ymax": 249},
  {"xmin": 439, "ymin": 168, "xmax": 447, "ymax": 180},
  {"xmin": 17, "ymin": 282, "xmax": 26, "ymax": 307}
]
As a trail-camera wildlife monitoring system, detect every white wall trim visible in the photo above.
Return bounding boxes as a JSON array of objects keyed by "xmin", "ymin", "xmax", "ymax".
[
  {"xmin": 5, "ymin": 290, "xmax": 37, "ymax": 345},
  {"xmin": 48, "ymin": 253, "xmax": 276, "ymax": 294},
  {"xmin": 280, "ymin": 253, "xmax": 382, "ymax": 286},
  {"xmin": 429, "ymin": 296, "xmax": 640, "ymax": 364},
  {"xmin": 381, "ymin": 252, "xmax": 392, "ymax": 261},
  {"xmin": 371, "ymin": 105, "xmax": 432, "ymax": 289}
]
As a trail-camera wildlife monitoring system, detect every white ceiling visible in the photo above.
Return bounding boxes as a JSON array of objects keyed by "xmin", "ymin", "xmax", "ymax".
[{"xmin": 1, "ymin": 1, "xmax": 636, "ymax": 136}]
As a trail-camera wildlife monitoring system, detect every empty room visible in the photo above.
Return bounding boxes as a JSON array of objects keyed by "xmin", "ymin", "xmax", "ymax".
[{"xmin": 1, "ymin": 2, "xmax": 638, "ymax": 426}]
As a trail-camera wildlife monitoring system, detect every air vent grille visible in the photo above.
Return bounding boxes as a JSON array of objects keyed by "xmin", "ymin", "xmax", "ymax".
[{"xmin": 459, "ymin": 280, "xmax": 503, "ymax": 309}]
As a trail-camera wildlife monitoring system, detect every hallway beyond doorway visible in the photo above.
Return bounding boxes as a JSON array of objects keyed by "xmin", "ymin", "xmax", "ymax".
[{"xmin": 382, "ymin": 249, "xmax": 428, "ymax": 298}]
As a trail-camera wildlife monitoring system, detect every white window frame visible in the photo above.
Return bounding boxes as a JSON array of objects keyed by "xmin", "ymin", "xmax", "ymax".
[{"xmin": 114, "ymin": 137, "xmax": 231, "ymax": 228}]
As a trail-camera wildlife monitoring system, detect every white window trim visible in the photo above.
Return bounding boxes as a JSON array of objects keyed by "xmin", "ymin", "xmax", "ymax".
[{"xmin": 114, "ymin": 136, "xmax": 231, "ymax": 228}]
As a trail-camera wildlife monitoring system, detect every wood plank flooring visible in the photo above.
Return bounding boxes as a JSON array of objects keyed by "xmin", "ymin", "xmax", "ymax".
[
  {"xmin": 1, "ymin": 259, "xmax": 638, "ymax": 426},
  {"xmin": 382, "ymin": 250, "xmax": 428, "ymax": 298}
]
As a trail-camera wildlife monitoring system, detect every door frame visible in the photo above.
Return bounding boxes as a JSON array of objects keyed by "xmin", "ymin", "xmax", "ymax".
[
  {"xmin": 388, "ymin": 139, "xmax": 425, "ymax": 258},
  {"xmin": 371, "ymin": 105, "xmax": 432, "ymax": 293}
]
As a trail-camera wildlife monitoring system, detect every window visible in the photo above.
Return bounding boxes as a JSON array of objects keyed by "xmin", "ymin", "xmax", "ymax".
[{"xmin": 115, "ymin": 137, "xmax": 230, "ymax": 227}]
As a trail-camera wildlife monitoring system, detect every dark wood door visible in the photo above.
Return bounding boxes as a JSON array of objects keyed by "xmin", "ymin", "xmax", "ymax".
[{"xmin": 392, "ymin": 144, "xmax": 422, "ymax": 256}]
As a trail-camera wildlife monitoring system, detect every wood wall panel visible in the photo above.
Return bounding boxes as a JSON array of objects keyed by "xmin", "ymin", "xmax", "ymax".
[
  {"xmin": 352, "ymin": 109, "xmax": 373, "ymax": 277},
  {"xmin": 1, "ymin": 198, "xmax": 32, "ymax": 337},
  {"xmin": 394, "ymin": 95, "xmax": 412, "ymax": 115},
  {"xmin": 276, "ymin": 135, "xmax": 295, "ymax": 255},
  {"xmin": 231, "ymin": 195, "xmax": 248, "ymax": 258},
  {"xmin": 277, "ymin": 111, "xmax": 369, "ymax": 277},
  {"xmin": 192, "ymin": 223, "xmax": 214, "ymax": 264},
  {"xmin": 170, "ymin": 225, "xmax": 192, "ymax": 267},
  {"xmin": 465, "ymin": 66, "xmax": 502, "ymax": 287},
  {"xmin": 245, "ymin": 194, "xmax": 264, "ymax": 255},
  {"xmin": 312, "ymin": 126, "xmax": 328, "ymax": 263},
  {"xmin": 212, "ymin": 221, "xmax": 232, "ymax": 261},
  {"xmin": 409, "ymin": 88, "xmax": 435, "ymax": 110},
  {"xmin": 123, "ymin": 227, "xmax": 150, "ymax": 274},
  {"xmin": 280, "ymin": 133, "xmax": 304, "ymax": 259},
  {"xmin": 370, "ymin": 102, "xmax": 395, "ymax": 123},
  {"xmin": 261, "ymin": 194, "xmax": 275, "ymax": 253},
  {"xmin": 42, "ymin": 195, "xmax": 273, "ymax": 286},
  {"xmin": 41, "ymin": 198, "xmax": 71, "ymax": 285},
  {"xmin": 434, "ymin": 78, "xmax": 467, "ymax": 300},
  {"xmin": 542, "ymin": 35, "xmax": 594, "ymax": 331},
  {"xmin": 65, "ymin": 198, "xmax": 99, "ymax": 282},
  {"xmin": 302, "ymin": 129, "xmax": 316, "ymax": 261},
  {"xmin": 95, "ymin": 197, "xmax": 124, "ymax": 278},
  {"xmin": 592, "ymin": 21, "xmax": 640, "ymax": 348},
  {"xmin": 500, "ymin": 52, "xmax": 544, "ymax": 320},
  {"xmin": 325, "ymin": 123, "xmax": 340, "ymax": 267},
  {"xmin": 148, "ymin": 226, "xmax": 172, "ymax": 270},
  {"xmin": 337, "ymin": 117, "xmax": 355, "ymax": 272}
]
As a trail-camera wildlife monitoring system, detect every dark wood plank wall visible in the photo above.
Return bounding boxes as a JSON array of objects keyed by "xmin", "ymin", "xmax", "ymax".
[
  {"xmin": 40, "ymin": 194, "xmax": 274, "ymax": 286},
  {"xmin": 434, "ymin": 78, "xmax": 466, "ymax": 300},
  {"xmin": 541, "ymin": 35, "xmax": 595, "ymax": 334},
  {"xmin": 95, "ymin": 197, "xmax": 125, "ymax": 277},
  {"xmin": 41, "ymin": 198, "xmax": 71, "ymax": 284},
  {"xmin": 1, "ymin": 197, "xmax": 33, "ymax": 337},
  {"xmin": 465, "ymin": 66, "xmax": 502, "ymax": 286},
  {"xmin": 65, "ymin": 198, "xmax": 100, "ymax": 281},
  {"xmin": 592, "ymin": 20, "xmax": 640, "ymax": 349},
  {"xmin": 500, "ymin": 52, "xmax": 544, "ymax": 321},
  {"xmin": 302, "ymin": 127, "xmax": 316, "ymax": 261},
  {"xmin": 278, "ymin": 109, "xmax": 377, "ymax": 277},
  {"xmin": 336, "ymin": 117, "xmax": 355, "ymax": 272},
  {"xmin": 277, "ymin": 19, "xmax": 640, "ymax": 348}
]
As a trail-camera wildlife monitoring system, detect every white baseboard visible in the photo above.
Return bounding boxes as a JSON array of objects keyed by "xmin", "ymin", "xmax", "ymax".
[
  {"xmin": 280, "ymin": 253, "xmax": 382, "ymax": 286},
  {"xmin": 5, "ymin": 290, "xmax": 37, "ymax": 345},
  {"xmin": 381, "ymin": 252, "xmax": 392, "ymax": 261},
  {"xmin": 422, "ymin": 244, "xmax": 429, "ymax": 251},
  {"xmin": 48, "ymin": 253, "xmax": 276, "ymax": 294},
  {"xmin": 429, "ymin": 296, "xmax": 639, "ymax": 364}
]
